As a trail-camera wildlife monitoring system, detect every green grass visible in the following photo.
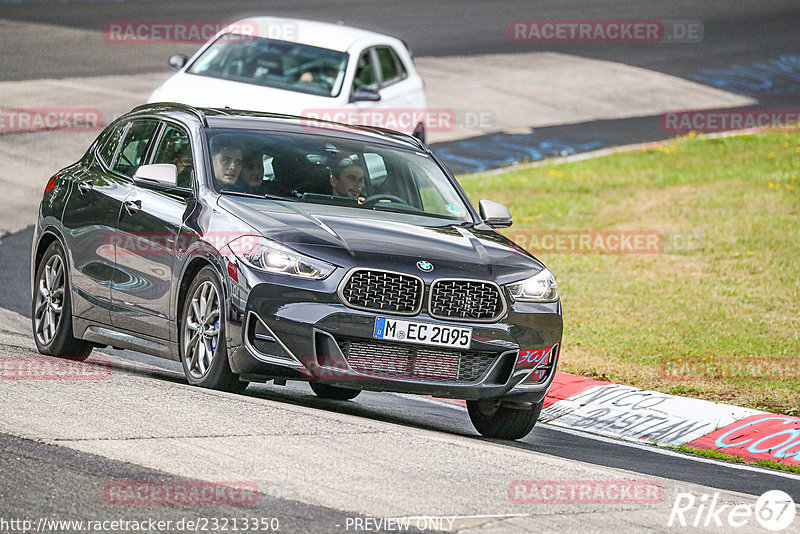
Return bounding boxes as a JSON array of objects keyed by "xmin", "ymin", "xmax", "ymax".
[
  {"xmin": 669, "ymin": 445, "xmax": 800, "ymax": 474},
  {"xmin": 458, "ymin": 132, "xmax": 800, "ymax": 414}
]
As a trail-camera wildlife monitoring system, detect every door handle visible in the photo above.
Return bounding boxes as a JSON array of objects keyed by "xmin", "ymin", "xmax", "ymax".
[
  {"xmin": 77, "ymin": 180, "xmax": 93, "ymax": 195},
  {"xmin": 123, "ymin": 199, "xmax": 142, "ymax": 215}
]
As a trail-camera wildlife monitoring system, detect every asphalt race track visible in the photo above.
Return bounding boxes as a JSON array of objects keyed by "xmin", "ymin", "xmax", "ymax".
[
  {"xmin": 3, "ymin": 0, "xmax": 798, "ymax": 167},
  {"xmin": 1, "ymin": 2, "xmax": 799, "ymax": 532},
  {"xmin": 2, "ymin": 0, "xmax": 799, "ymax": 82}
]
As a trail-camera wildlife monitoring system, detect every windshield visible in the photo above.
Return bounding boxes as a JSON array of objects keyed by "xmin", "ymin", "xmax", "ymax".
[
  {"xmin": 205, "ymin": 129, "xmax": 474, "ymax": 223},
  {"xmin": 187, "ymin": 34, "xmax": 348, "ymax": 98}
]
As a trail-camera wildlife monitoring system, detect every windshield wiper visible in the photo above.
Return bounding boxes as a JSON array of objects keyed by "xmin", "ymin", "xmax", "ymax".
[
  {"xmin": 220, "ymin": 189, "xmax": 292, "ymax": 201},
  {"xmin": 370, "ymin": 203, "xmax": 426, "ymax": 216}
]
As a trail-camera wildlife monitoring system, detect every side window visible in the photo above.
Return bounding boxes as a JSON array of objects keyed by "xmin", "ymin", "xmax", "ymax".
[
  {"xmin": 153, "ymin": 124, "xmax": 194, "ymax": 188},
  {"xmin": 112, "ymin": 120, "xmax": 160, "ymax": 178},
  {"xmin": 98, "ymin": 123, "xmax": 127, "ymax": 167},
  {"xmin": 353, "ymin": 49, "xmax": 378, "ymax": 91},
  {"xmin": 375, "ymin": 46, "xmax": 407, "ymax": 86}
]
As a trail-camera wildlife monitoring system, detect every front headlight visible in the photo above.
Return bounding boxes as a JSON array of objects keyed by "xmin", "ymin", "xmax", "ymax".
[
  {"xmin": 507, "ymin": 268, "xmax": 558, "ymax": 302},
  {"xmin": 228, "ymin": 236, "xmax": 335, "ymax": 279}
]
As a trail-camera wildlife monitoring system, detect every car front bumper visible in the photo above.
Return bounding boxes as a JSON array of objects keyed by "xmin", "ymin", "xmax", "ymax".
[{"xmin": 225, "ymin": 269, "xmax": 563, "ymax": 404}]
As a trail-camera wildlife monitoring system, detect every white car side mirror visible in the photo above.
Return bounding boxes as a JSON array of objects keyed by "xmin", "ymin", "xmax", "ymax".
[{"xmin": 133, "ymin": 164, "xmax": 178, "ymax": 187}]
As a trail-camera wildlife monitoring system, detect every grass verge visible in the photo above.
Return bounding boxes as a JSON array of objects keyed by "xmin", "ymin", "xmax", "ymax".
[
  {"xmin": 669, "ymin": 445, "xmax": 800, "ymax": 474},
  {"xmin": 459, "ymin": 132, "xmax": 800, "ymax": 415}
]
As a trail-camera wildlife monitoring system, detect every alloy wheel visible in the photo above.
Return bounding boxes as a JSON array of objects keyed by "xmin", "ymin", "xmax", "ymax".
[
  {"xmin": 34, "ymin": 254, "xmax": 65, "ymax": 346},
  {"xmin": 183, "ymin": 280, "xmax": 221, "ymax": 379}
]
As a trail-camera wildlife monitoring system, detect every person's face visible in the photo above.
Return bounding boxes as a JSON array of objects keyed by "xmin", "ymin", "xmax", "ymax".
[
  {"xmin": 331, "ymin": 164, "xmax": 365, "ymax": 198},
  {"xmin": 212, "ymin": 147, "xmax": 242, "ymax": 186},
  {"xmin": 173, "ymin": 152, "xmax": 192, "ymax": 175},
  {"xmin": 241, "ymin": 154, "xmax": 264, "ymax": 188}
]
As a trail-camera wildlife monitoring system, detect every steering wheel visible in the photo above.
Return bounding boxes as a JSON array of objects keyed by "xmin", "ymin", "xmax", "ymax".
[{"xmin": 361, "ymin": 194, "xmax": 423, "ymax": 212}]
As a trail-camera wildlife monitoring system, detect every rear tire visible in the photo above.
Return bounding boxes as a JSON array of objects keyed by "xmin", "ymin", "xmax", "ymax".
[
  {"xmin": 309, "ymin": 382, "xmax": 361, "ymax": 400},
  {"xmin": 179, "ymin": 266, "xmax": 247, "ymax": 393},
  {"xmin": 467, "ymin": 399, "xmax": 543, "ymax": 440},
  {"xmin": 32, "ymin": 241, "xmax": 93, "ymax": 360}
]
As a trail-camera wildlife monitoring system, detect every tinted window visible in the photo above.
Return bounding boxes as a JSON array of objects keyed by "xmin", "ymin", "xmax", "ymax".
[
  {"xmin": 353, "ymin": 50, "xmax": 378, "ymax": 91},
  {"xmin": 153, "ymin": 124, "xmax": 193, "ymax": 188},
  {"xmin": 98, "ymin": 123, "xmax": 127, "ymax": 167},
  {"xmin": 376, "ymin": 47, "xmax": 406, "ymax": 85},
  {"xmin": 205, "ymin": 129, "xmax": 473, "ymax": 223},
  {"xmin": 113, "ymin": 120, "xmax": 160, "ymax": 178}
]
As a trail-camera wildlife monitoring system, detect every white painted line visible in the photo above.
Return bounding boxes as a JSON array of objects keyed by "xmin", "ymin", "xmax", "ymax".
[{"xmin": 398, "ymin": 513, "xmax": 529, "ymax": 520}]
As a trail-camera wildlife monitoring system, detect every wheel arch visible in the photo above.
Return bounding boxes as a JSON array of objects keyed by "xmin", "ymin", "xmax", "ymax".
[{"xmin": 175, "ymin": 253, "xmax": 228, "ymax": 335}]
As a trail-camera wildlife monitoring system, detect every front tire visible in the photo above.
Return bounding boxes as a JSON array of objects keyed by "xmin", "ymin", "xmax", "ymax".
[
  {"xmin": 32, "ymin": 241, "xmax": 93, "ymax": 360},
  {"xmin": 467, "ymin": 399, "xmax": 543, "ymax": 440},
  {"xmin": 179, "ymin": 266, "xmax": 247, "ymax": 393},
  {"xmin": 309, "ymin": 382, "xmax": 361, "ymax": 400}
]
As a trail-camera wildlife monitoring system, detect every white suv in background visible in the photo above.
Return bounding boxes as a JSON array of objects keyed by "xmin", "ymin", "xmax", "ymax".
[{"xmin": 149, "ymin": 17, "xmax": 429, "ymax": 141}]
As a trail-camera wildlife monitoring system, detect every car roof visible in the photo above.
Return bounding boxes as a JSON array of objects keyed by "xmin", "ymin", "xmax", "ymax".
[
  {"xmin": 127, "ymin": 103, "xmax": 425, "ymax": 151},
  {"xmin": 224, "ymin": 17, "xmax": 401, "ymax": 52}
]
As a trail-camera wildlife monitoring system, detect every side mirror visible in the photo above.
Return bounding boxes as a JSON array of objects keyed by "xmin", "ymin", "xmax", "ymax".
[
  {"xmin": 134, "ymin": 164, "xmax": 178, "ymax": 187},
  {"xmin": 479, "ymin": 199, "xmax": 513, "ymax": 228},
  {"xmin": 350, "ymin": 88, "xmax": 381, "ymax": 103},
  {"xmin": 168, "ymin": 54, "xmax": 188, "ymax": 71}
]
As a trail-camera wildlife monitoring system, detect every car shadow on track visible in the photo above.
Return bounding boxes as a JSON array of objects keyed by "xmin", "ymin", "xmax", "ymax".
[
  {"xmin": 245, "ymin": 383, "xmax": 482, "ymax": 439},
  {"xmin": 0, "ymin": 225, "xmax": 34, "ymax": 318}
]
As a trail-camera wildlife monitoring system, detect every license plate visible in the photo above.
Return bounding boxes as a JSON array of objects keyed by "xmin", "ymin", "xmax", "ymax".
[{"xmin": 373, "ymin": 317, "xmax": 472, "ymax": 349}]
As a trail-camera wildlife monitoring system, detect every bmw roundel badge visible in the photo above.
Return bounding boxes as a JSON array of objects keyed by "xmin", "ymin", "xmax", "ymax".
[{"xmin": 417, "ymin": 260, "xmax": 433, "ymax": 272}]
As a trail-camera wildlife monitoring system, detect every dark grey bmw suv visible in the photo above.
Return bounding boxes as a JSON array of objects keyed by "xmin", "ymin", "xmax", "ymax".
[{"xmin": 31, "ymin": 103, "xmax": 562, "ymax": 439}]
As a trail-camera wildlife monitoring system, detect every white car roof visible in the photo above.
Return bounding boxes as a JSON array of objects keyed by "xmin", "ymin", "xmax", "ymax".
[{"xmin": 225, "ymin": 17, "xmax": 400, "ymax": 52}]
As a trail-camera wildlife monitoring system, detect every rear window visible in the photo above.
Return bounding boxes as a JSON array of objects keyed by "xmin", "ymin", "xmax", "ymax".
[
  {"xmin": 376, "ymin": 46, "xmax": 407, "ymax": 85},
  {"xmin": 98, "ymin": 123, "xmax": 127, "ymax": 167},
  {"xmin": 112, "ymin": 120, "xmax": 160, "ymax": 178}
]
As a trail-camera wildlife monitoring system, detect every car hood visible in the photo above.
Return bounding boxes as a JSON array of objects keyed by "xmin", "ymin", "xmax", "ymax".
[
  {"xmin": 217, "ymin": 196, "xmax": 544, "ymax": 283},
  {"xmin": 149, "ymin": 72, "xmax": 340, "ymax": 116}
]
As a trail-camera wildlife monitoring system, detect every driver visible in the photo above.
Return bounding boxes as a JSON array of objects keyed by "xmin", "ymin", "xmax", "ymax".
[
  {"xmin": 330, "ymin": 155, "xmax": 366, "ymax": 202},
  {"xmin": 299, "ymin": 65, "xmax": 339, "ymax": 88}
]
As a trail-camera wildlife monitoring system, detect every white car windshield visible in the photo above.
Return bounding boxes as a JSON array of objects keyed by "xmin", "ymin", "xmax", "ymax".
[
  {"xmin": 187, "ymin": 34, "xmax": 348, "ymax": 98},
  {"xmin": 207, "ymin": 129, "xmax": 474, "ymax": 223}
]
